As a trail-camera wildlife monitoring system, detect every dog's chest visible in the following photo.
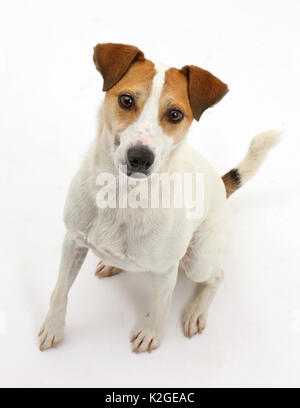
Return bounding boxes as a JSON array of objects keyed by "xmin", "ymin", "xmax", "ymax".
[
  {"xmin": 82, "ymin": 208, "xmax": 191, "ymax": 272},
  {"xmin": 87, "ymin": 218, "xmax": 140, "ymax": 271}
]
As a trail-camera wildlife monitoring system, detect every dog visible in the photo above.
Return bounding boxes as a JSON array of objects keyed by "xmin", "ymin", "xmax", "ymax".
[{"xmin": 39, "ymin": 43, "xmax": 281, "ymax": 353}]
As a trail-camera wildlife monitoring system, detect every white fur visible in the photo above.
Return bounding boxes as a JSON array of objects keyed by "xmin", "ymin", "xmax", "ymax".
[
  {"xmin": 237, "ymin": 130, "xmax": 282, "ymax": 183},
  {"xmin": 39, "ymin": 68, "xmax": 279, "ymax": 352},
  {"xmin": 113, "ymin": 63, "xmax": 174, "ymax": 176}
]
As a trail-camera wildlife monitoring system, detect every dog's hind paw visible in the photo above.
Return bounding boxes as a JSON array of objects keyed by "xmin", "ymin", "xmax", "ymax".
[
  {"xmin": 183, "ymin": 303, "xmax": 207, "ymax": 338},
  {"xmin": 95, "ymin": 261, "xmax": 122, "ymax": 279}
]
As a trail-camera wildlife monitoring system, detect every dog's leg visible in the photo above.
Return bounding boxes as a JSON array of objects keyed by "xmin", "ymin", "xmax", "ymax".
[
  {"xmin": 181, "ymin": 222, "xmax": 226, "ymax": 338},
  {"xmin": 95, "ymin": 260, "xmax": 123, "ymax": 279},
  {"xmin": 131, "ymin": 263, "xmax": 178, "ymax": 353},
  {"xmin": 183, "ymin": 274, "xmax": 223, "ymax": 337},
  {"xmin": 39, "ymin": 233, "xmax": 88, "ymax": 350}
]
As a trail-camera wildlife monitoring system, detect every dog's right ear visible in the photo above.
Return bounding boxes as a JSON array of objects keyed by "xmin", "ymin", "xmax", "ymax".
[{"xmin": 93, "ymin": 43, "xmax": 145, "ymax": 92}]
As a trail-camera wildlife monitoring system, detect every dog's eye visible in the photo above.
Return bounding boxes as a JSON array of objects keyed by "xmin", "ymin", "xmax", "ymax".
[
  {"xmin": 168, "ymin": 109, "xmax": 184, "ymax": 123},
  {"xmin": 119, "ymin": 94, "xmax": 134, "ymax": 110}
]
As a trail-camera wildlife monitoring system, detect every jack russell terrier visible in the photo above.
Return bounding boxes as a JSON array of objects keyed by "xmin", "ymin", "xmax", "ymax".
[{"xmin": 39, "ymin": 43, "xmax": 281, "ymax": 353}]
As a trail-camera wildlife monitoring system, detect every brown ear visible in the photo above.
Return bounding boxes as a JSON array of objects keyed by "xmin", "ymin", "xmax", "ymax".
[
  {"xmin": 180, "ymin": 65, "xmax": 229, "ymax": 121},
  {"xmin": 93, "ymin": 43, "xmax": 145, "ymax": 92}
]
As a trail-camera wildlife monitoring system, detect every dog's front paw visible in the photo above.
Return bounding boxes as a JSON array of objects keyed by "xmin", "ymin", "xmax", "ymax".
[
  {"xmin": 130, "ymin": 327, "xmax": 161, "ymax": 353},
  {"xmin": 183, "ymin": 303, "xmax": 207, "ymax": 338},
  {"xmin": 95, "ymin": 261, "xmax": 122, "ymax": 279},
  {"xmin": 38, "ymin": 316, "xmax": 65, "ymax": 351}
]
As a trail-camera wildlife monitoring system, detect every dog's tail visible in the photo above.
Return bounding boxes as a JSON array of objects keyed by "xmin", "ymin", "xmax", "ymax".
[{"xmin": 222, "ymin": 130, "xmax": 282, "ymax": 198}]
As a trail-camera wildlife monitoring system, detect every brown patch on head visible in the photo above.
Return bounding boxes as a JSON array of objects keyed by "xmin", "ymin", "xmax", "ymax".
[
  {"xmin": 159, "ymin": 68, "xmax": 194, "ymax": 144},
  {"xmin": 103, "ymin": 59, "xmax": 156, "ymax": 134},
  {"xmin": 93, "ymin": 43, "xmax": 228, "ymax": 147},
  {"xmin": 93, "ymin": 43, "xmax": 145, "ymax": 91}
]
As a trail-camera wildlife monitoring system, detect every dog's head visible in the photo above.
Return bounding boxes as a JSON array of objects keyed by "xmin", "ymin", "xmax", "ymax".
[{"xmin": 93, "ymin": 43, "xmax": 228, "ymax": 178}]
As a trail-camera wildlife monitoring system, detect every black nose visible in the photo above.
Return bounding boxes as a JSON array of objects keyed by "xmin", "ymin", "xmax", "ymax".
[{"xmin": 127, "ymin": 145, "xmax": 155, "ymax": 174}]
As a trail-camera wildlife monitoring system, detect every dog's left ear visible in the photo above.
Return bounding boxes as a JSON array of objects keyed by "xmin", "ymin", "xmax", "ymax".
[
  {"xmin": 93, "ymin": 43, "xmax": 145, "ymax": 92},
  {"xmin": 180, "ymin": 65, "xmax": 229, "ymax": 121}
]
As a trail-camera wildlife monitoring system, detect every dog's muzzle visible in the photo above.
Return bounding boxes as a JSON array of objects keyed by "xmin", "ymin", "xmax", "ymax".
[{"xmin": 126, "ymin": 145, "xmax": 155, "ymax": 176}]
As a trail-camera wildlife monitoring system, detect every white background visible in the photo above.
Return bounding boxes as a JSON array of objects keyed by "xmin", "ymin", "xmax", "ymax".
[{"xmin": 1, "ymin": 0, "xmax": 300, "ymax": 388}]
